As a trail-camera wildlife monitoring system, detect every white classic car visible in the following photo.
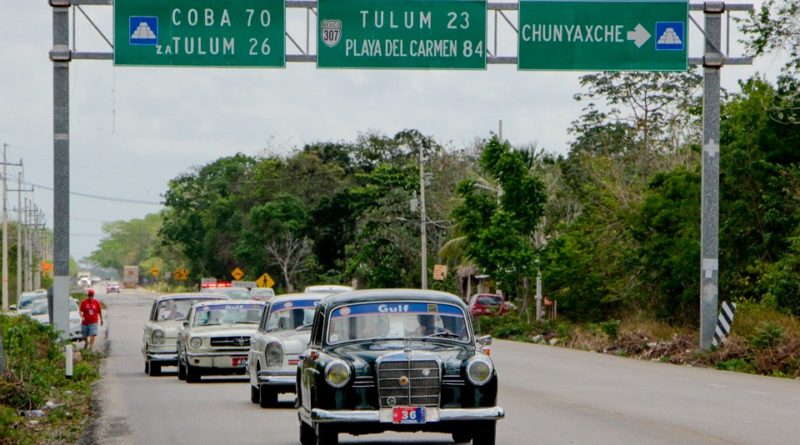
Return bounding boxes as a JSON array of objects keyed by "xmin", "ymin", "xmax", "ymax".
[
  {"xmin": 247, "ymin": 293, "xmax": 326, "ymax": 407},
  {"xmin": 177, "ymin": 300, "xmax": 266, "ymax": 383},
  {"xmin": 141, "ymin": 293, "xmax": 230, "ymax": 376},
  {"xmin": 29, "ymin": 297, "xmax": 82, "ymax": 340}
]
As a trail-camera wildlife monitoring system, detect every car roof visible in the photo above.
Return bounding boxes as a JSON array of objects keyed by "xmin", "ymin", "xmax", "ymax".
[
  {"xmin": 319, "ymin": 289, "xmax": 467, "ymax": 309},
  {"xmin": 268, "ymin": 292, "xmax": 328, "ymax": 304},
  {"xmin": 192, "ymin": 299, "xmax": 265, "ymax": 308},
  {"xmin": 305, "ymin": 285, "xmax": 353, "ymax": 293},
  {"xmin": 154, "ymin": 293, "xmax": 231, "ymax": 303}
]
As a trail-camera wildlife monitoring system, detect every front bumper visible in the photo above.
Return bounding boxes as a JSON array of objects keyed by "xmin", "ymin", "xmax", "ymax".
[
  {"xmin": 257, "ymin": 369, "xmax": 296, "ymax": 386},
  {"xmin": 311, "ymin": 406, "xmax": 505, "ymax": 424},
  {"xmin": 146, "ymin": 345, "xmax": 178, "ymax": 363},
  {"xmin": 185, "ymin": 351, "xmax": 248, "ymax": 370}
]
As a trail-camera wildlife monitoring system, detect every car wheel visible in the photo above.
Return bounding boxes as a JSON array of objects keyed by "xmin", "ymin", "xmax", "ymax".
[
  {"xmin": 299, "ymin": 421, "xmax": 315, "ymax": 445},
  {"xmin": 177, "ymin": 360, "xmax": 186, "ymax": 381},
  {"xmin": 186, "ymin": 363, "xmax": 201, "ymax": 383},
  {"xmin": 315, "ymin": 425, "xmax": 338, "ymax": 445},
  {"xmin": 452, "ymin": 431, "xmax": 473, "ymax": 443},
  {"xmin": 148, "ymin": 362, "xmax": 161, "ymax": 377},
  {"xmin": 144, "ymin": 361, "xmax": 150, "ymax": 374},
  {"xmin": 259, "ymin": 386, "xmax": 277, "ymax": 408},
  {"xmin": 472, "ymin": 421, "xmax": 496, "ymax": 445},
  {"xmin": 250, "ymin": 385, "xmax": 260, "ymax": 404}
]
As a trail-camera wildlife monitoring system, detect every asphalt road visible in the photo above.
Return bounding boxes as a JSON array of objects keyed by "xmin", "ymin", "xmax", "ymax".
[{"xmin": 91, "ymin": 289, "xmax": 800, "ymax": 445}]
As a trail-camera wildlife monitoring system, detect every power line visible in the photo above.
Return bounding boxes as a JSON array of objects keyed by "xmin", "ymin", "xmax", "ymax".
[{"xmin": 24, "ymin": 180, "xmax": 162, "ymax": 205}]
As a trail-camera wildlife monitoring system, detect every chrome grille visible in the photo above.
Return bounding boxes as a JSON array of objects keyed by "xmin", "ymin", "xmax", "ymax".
[
  {"xmin": 352, "ymin": 375, "xmax": 375, "ymax": 388},
  {"xmin": 210, "ymin": 336, "xmax": 250, "ymax": 347},
  {"xmin": 377, "ymin": 360, "xmax": 440, "ymax": 408}
]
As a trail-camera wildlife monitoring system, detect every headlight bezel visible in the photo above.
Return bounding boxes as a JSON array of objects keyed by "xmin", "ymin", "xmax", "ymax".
[
  {"xmin": 465, "ymin": 355, "xmax": 494, "ymax": 386},
  {"xmin": 265, "ymin": 341, "xmax": 284, "ymax": 367},
  {"xmin": 151, "ymin": 329, "xmax": 166, "ymax": 345},
  {"xmin": 189, "ymin": 336, "xmax": 203, "ymax": 349},
  {"xmin": 324, "ymin": 360, "xmax": 351, "ymax": 388}
]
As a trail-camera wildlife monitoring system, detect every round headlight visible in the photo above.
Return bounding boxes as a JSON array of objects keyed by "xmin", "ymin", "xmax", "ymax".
[
  {"xmin": 324, "ymin": 360, "xmax": 351, "ymax": 388},
  {"xmin": 189, "ymin": 337, "xmax": 203, "ymax": 349},
  {"xmin": 265, "ymin": 341, "xmax": 283, "ymax": 367},
  {"xmin": 151, "ymin": 329, "xmax": 165, "ymax": 345},
  {"xmin": 466, "ymin": 356, "xmax": 493, "ymax": 386}
]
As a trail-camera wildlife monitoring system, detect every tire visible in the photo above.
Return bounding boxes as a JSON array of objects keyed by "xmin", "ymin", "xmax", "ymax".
[
  {"xmin": 177, "ymin": 360, "xmax": 186, "ymax": 381},
  {"xmin": 452, "ymin": 431, "xmax": 473, "ymax": 443},
  {"xmin": 299, "ymin": 421, "xmax": 315, "ymax": 445},
  {"xmin": 250, "ymin": 385, "xmax": 260, "ymax": 404},
  {"xmin": 259, "ymin": 386, "xmax": 277, "ymax": 408},
  {"xmin": 472, "ymin": 422, "xmax": 496, "ymax": 445},
  {"xmin": 186, "ymin": 363, "xmax": 201, "ymax": 383},
  {"xmin": 144, "ymin": 361, "xmax": 149, "ymax": 375},
  {"xmin": 315, "ymin": 425, "xmax": 338, "ymax": 445},
  {"xmin": 148, "ymin": 362, "xmax": 161, "ymax": 377}
]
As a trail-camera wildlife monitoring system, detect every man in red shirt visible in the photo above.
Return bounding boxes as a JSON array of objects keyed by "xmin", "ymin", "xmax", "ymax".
[{"xmin": 79, "ymin": 289, "xmax": 103, "ymax": 350}]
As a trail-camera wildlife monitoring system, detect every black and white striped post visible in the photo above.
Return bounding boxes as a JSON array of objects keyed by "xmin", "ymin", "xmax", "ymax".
[{"xmin": 712, "ymin": 301, "xmax": 736, "ymax": 347}]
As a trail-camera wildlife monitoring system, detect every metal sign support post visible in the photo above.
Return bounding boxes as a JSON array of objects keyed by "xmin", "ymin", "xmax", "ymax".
[{"xmin": 50, "ymin": 0, "xmax": 71, "ymax": 338}]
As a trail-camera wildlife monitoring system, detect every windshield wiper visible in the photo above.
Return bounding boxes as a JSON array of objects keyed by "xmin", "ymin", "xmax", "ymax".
[
  {"xmin": 423, "ymin": 331, "xmax": 461, "ymax": 339},
  {"xmin": 296, "ymin": 323, "xmax": 314, "ymax": 331}
]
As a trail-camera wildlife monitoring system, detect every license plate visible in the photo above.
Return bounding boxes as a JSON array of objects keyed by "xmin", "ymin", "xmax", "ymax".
[
  {"xmin": 232, "ymin": 357, "xmax": 248, "ymax": 367},
  {"xmin": 392, "ymin": 406, "xmax": 425, "ymax": 424}
]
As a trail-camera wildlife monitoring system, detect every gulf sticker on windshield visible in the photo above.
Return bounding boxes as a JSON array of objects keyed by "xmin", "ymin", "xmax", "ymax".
[
  {"xmin": 270, "ymin": 299, "xmax": 320, "ymax": 313},
  {"xmin": 331, "ymin": 303, "xmax": 463, "ymax": 318},
  {"xmin": 214, "ymin": 304, "xmax": 262, "ymax": 311}
]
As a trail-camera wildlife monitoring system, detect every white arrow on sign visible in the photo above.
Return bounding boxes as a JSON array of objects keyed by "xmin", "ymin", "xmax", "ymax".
[{"xmin": 627, "ymin": 24, "xmax": 651, "ymax": 48}]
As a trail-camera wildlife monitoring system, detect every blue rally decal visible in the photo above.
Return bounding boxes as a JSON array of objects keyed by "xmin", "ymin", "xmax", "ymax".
[
  {"xmin": 269, "ymin": 299, "xmax": 320, "ymax": 314},
  {"xmin": 331, "ymin": 302, "xmax": 463, "ymax": 318}
]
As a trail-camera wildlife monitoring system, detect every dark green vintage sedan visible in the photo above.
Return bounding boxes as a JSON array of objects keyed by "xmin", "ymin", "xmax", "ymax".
[{"xmin": 297, "ymin": 289, "xmax": 504, "ymax": 445}]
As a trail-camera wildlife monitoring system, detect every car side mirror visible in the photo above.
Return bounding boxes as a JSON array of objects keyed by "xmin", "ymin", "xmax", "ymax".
[
  {"xmin": 9, "ymin": 305, "xmax": 16, "ymax": 311},
  {"xmin": 476, "ymin": 335, "xmax": 493, "ymax": 347},
  {"xmin": 182, "ymin": 321, "xmax": 189, "ymax": 329}
]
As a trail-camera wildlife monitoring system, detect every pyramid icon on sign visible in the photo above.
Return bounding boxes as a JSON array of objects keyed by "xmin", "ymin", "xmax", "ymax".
[
  {"xmin": 657, "ymin": 27, "xmax": 682, "ymax": 45},
  {"xmin": 131, "ymin": 21, "xmax": 156, "ymax": 40}
]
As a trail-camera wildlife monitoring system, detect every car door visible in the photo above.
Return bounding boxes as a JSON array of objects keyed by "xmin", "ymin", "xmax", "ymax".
[
  {"xmin": 249, "ymin": 302, "xmax": 271, "ymax": 380},
  {"xmin": 300, "ymin": 306, "xmax": 326, "ymax": 410}
]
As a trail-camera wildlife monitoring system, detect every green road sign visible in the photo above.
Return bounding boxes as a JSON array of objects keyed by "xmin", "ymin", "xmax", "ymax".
[
  {"xmin": 518, "ymin": 0, "xmax": 688, "ymax": 71},
  {"xmin": 317, "ymin": 0, "xmax": 487, "ymax": 69},
  {"xmin": 114, "ymin": 0, "xmax": 285, "ymax": 67}
]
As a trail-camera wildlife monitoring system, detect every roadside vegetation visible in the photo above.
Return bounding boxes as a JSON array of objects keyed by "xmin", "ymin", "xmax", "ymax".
[
  {"xmin": 87, "ymin": 3, "xmax": 799, "ymax": 376},
  {"xmin": 0, "ymin": 315, "xmax": 102, "ymax": 445}
]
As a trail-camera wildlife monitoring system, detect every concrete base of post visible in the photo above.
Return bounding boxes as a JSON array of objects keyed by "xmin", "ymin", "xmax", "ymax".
[{"xmin": 65, "ymin": 343, "xmax": 73, "ymax": 379}]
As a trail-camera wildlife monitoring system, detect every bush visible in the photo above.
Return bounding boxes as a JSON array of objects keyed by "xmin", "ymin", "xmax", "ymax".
[
  {"xmin": 476, "ymin": 313, "xmax": 532, "ymax": 339},
  {"xmin": 716, "ymin": 358, "xmax": 756, "ymax": 374},
  {"xmin": 599, "ymin": 319, "xmax": 621, "ymax": 340},
  {"xmin": 750, "ymin": 321, "xmax": 785, "ymax": 350}
]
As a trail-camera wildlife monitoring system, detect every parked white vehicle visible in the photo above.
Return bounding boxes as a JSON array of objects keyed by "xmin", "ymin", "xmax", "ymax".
[
  {"xmin": 141, "ymin": 293, "xmax": 230, "ymax": 376},
  {"xmin": 177, "ymin": 300, "xmax": 266, "ymax": 383},
  {"xmin": 29, "ymin": 298, "xmax": 82, "ymax": 340},
  {"xmin": 13, "ymin": 289, "xmax": 48, "ymax": 315},
  {"xmin": 247, "ymin": 293, "xmax": 326, "ymax": 407}
]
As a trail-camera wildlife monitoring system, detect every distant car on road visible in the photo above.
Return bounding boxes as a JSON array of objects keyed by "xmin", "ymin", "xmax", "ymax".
[
  {"xmin": 303, "ymin": 284, "xmax": 353, "ymax": 294},
  {"xmin": 141, "ymin": 293, "xmax": 230, "ymax": 376},
  {"xmin": 177, "ymin": 300, "xmax": 266, "ymax": 382},
  {"xmin": 296, "ymin": 289, "xmax": 503, "ymax": 445},
  {"xmin": 247, "ymin": 293, "xmax": 325, "ymax": 407},
  {"xmin": 106, "ymin": 281, "xmax": 121, "ymax": 294},
  {"xmin": 468, "ymin": 293, "xmax": 509, "ymax": 317},
  {"xmin": 201, "ymin": 286, "xmax": 252, "ymax": 300},
  {"xmin": 250, "ymin": 287, "xmax": 276, "ymax": 301}
]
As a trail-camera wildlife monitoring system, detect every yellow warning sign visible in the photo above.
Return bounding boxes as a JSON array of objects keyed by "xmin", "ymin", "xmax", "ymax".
[{"xmin": 256, "ymin": 273, "xmax": 275, "ymax": 288}]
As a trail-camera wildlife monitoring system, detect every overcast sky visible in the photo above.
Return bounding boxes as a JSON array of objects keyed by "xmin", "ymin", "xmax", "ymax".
[{"xmin": 0, "ymin": 2, "xmax": 786, "ymax": 261}]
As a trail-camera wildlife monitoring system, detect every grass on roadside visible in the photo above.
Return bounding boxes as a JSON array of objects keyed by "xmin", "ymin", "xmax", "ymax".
[{"xmin": 1, "ymin": 314, "xmax": 102, "ymax": 445}]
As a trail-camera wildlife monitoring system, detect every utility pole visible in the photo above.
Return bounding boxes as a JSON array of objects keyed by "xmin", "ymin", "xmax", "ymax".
[
  {"xmin": 11, "ymin": 170, "xmax": 32, "ymax": 300},
  {"xmin": 419, "ymin": 146, "xmax": 428, "ymax": 290},
  {"xmin": 1, "ymin": 144, "xmax": 22, "ymax": 311}
]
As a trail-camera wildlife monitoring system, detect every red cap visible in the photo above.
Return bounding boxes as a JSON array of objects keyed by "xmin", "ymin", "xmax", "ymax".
[{"xmin": 87, "ymin": 289, "xmax": 95, "ymax": 296}]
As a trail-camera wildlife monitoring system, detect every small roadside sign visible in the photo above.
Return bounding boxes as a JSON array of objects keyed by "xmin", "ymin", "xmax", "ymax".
[
  {"xmin": 150, "ymin": 267, "xmax": 159, "ymax": 277},
  {"xmin": 173, "ymin": 268, "xmax": 189, "ymax": 281},
  {"xmin": 41, "ymin": 261, "xmax": 53, "ymax": 273},
  {"xmin": 231, "ymin": 267, "xmax": 245, "ymax": 281},
  {"xmin": 433, "ymin": 264, "xmax": 448, "ymax": 281},
  {"xmin": 256, "ymin": 273, "xmax": 275, "ymax": 288}
]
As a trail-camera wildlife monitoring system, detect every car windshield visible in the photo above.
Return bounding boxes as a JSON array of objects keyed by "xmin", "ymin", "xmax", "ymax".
[
  {"xmin": 30, "ymin": 302, "xmax": 49, "ymax": 316},
  {"xmin": 192, "ymin": 303, "xmax": 263, "ymax": 327},
  {"xmin": 19, "ymin": 294, "xmax": 46, "ymax": 308},
  {"xmin": 327, "ymin": 302, "xmax": 470, "ymax": 344},
  {"xmin": 475, "ymin": 295, "xmax": 502, "ymax": 306},
  {"xmin": 220, "ymin": 288, "xmax": 251, "ymax": 300},
  {"xmin": 265, "ymin": 299, "xmax": 320, "ymax": 331},
  {"xmin": 251, "ymin": 289, "xmax": 275, "ymax": 298},
  {"xmin": 156, "ymin": 299, "xmax": 205, "ymax": 321}
]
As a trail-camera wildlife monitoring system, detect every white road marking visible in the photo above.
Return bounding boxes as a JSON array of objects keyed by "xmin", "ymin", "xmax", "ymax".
[
  {"xmin": 746, "ymin": 390, "xmax": 769, "ymax": 396},
  {"xmin": 706, "ymin": 383, "xmax": 727, "ymax": 388}
]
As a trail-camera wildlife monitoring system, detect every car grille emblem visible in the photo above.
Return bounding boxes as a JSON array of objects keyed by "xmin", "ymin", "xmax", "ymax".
[
  {"xmin": 386, "ymin": 396, "xmax": 397, "ymax": 407},
  {"xmin": 421, "ymin": 368, "xmax": 431, "ymax": 377},
  {"xmin": 398, "ymin": 375, "xmax": 409, "ymax": 386},
  {"xmin": 235, "ymin": 338, "xmax": 246, "ymax": 346}
]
